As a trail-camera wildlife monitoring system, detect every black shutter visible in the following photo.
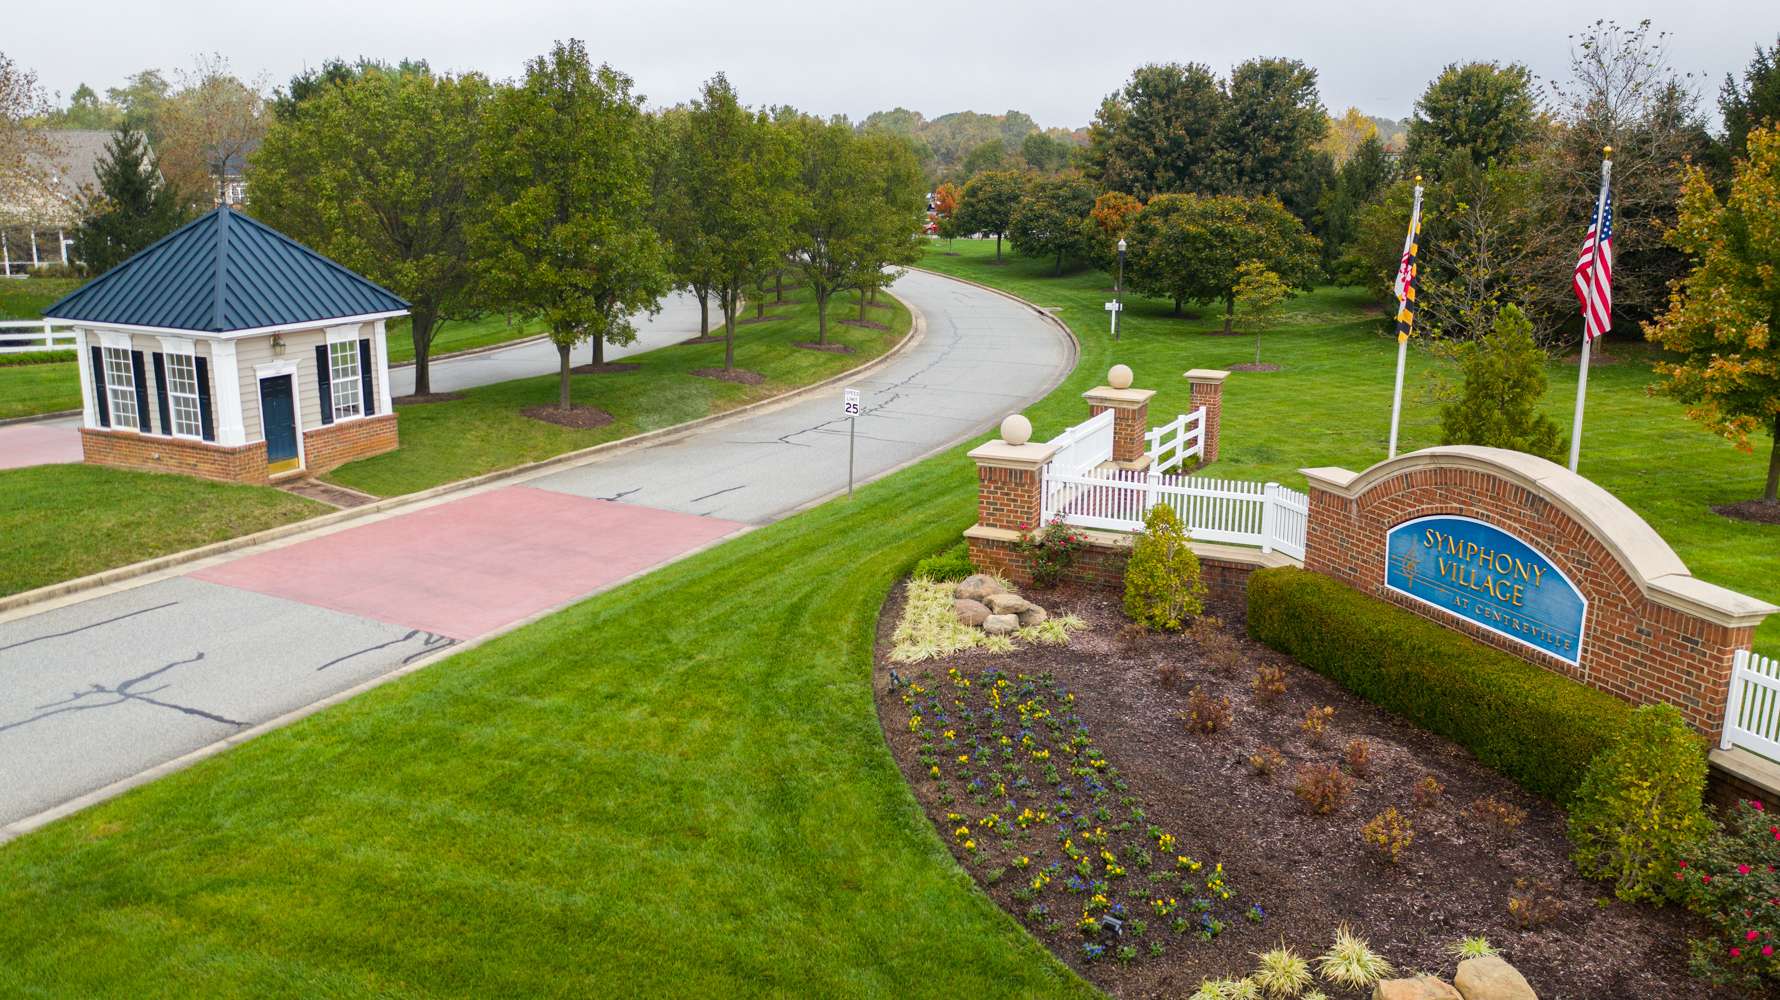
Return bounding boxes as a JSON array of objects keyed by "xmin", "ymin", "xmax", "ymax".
[
  {"xmin": 194, "ymin": 355, "xmax": 216, "ymax": 442},
  {"xmin": 88, "ymin": 345, "xmax": 110, "ymax": 427},
  {"xmin": 358, "ymin": 338, "xmax": 375, "ymax": 416},
  {"xmin": 130, "ymin": 350, "xmax": 152, "ymax": 434},
  {"xmin": 315, "ymin": 344, "xmax": 334, "ymax": 425},
  {"xmin": 151, "ymin": 353, "xmax": 173, "ymax": 435}
]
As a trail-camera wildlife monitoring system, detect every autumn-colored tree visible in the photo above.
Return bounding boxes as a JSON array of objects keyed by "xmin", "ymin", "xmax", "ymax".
[
  {"xmin": 1647, "ymin": 125, "xmax": 1780, "ymax": 504},
  {"xmin": 932, "ymin": 181, "xmax": 960, "ymax": 219},
  {"xmin": 156, "ymin": 54, "xmax": 267, "ymax": 210},
  {"xmin": 1320, "ymin": 106, "xmax": 1380, "ymax": 165},
  {"xmin": 1086, "ymin": 190, "xmax": 1143, "ymax": 271},
  {"xmin": 0, "ymin": 52, "xmax": 53, "ymax": 230}
]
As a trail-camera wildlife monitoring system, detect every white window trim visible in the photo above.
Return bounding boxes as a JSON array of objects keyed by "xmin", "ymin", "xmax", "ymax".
[
  {"xmin": 325, "ymin": 325, "xmax": 366, "ymax": 424},
  {"xmin": 161, "ymin": 349, "xmax": 205, "ymax": 441},
  {"xmin": 96, "ymin": 329, "xmax": 133, "ymax": 351},
  {"xmin": 101, "ymin": 343, "xmax": 141, "ymax": 433}
]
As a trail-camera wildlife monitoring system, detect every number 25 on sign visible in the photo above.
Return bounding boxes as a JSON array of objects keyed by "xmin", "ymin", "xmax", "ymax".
[{"xmin": 843, "ymin": 387, "xmax": 861, "ymax": 498}]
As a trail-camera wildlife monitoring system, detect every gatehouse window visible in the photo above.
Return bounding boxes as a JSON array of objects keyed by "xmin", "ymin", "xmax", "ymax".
[
  {"xmin": 103, "ymin": 345, "xmax": 138, "ymax": 430},
  {"xmin": 329, "ymin": 338, "xmax": 362, "ymax": 421}
]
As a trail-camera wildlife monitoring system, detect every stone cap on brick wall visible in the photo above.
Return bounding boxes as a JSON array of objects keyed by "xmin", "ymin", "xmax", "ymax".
[
  {"xmin": 1302, "ymin": 445, "xmax": 1778, "ymax": 629},
  {"xmin": 1184, "ymin": 368, "xmax": 1230, "ymax": 385},
  {"xmin": 968, "ymin": 439, "xmax": 1060, "ymax": 471},
  {"xmin": 1082, "ymin": 386, "xmax": 1156, "ymax": 409}
]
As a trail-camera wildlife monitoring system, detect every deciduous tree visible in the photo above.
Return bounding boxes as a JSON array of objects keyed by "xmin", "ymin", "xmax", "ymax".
[
  {"xmin": 73, "ymin": 126, "xmax": 187, "ymax": 273},
  {"xmin": 1125, "ymin": 193, "xmax": 1319, "ymax": 330},
  {"xmin": 1085, "ymin": 62, "xmax": 1227, "ymax": 200},
  {"xmin": 0, "ymin": 52, "xmax": 52, "ymax": 228},
  {"xmin": 1007, "ymin": 175, "xmax": 1096, "ymax": 275},
  {"xmin": 1403, "ymin": 61, "xmax": 1538, "ymax": 177},
  {"xmin": 1219, "ymin": 57, "xmax": 1327, "ymax": 209},
  {"xmin": 1232, "ymin": 261, "xmax": 1291, "ymax": 365},
  {"xmin": 953, "ymin": 169, "xmax": 1026, "ymax": 261},
  {"xmin": 473, "ymin": 41, "xmax": 667, "ymax": 410},
  {"xmin": 156, "ymin": 54, "xmax": 267, "ymax": 209},
  {"xmin": 252, "ymin": 67, "xmax": 489, "ymax": 395},
  {"xmin": 1647, "ymin": 125, "xmax": 1780, "ymax": 504}
]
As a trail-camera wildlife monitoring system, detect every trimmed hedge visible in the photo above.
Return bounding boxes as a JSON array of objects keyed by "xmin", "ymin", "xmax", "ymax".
[{"xmin": 1246, "ymin": 566, "xmax": 1632, "ymax": 803}]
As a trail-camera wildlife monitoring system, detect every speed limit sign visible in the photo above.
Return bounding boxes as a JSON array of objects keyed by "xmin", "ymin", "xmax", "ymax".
[{"xmin": 843, "ymin": 388, "xmax": 862, "ymax": 416}]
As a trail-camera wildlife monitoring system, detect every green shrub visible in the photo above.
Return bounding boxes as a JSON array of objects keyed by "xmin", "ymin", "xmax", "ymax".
[
  {"xmin": 1246, "ymin": 567, "xmax": 1631, "ymax": 802},
  {"xmin": 0, "ymin": 350, "xmax": 75, "ymax": 368},
  {"xmin": 1439, "ymin": 304, "xmax": 1564, "ymax": 462},
  {"xmin": 912, "ymin": 541, "xmax": 974, "ymax": 582},
  {"xmin": 1673, "ymin": 798, "xmax": 1780, "ymax": 991},
  {"xmin": 1016, "ymin": 515, "xmax": 1087, "ymax": 588},
  {"xmin": 1568, "ymin": 703, "xmax": 1712, "ymax": 901},
  {"xmin": 1123, "ymin": 503, "xmax": 1206, "ymax": 631}
]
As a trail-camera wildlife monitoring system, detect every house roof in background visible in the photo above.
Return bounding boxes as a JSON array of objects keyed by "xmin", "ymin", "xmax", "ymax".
[
  {"xmin": 0, "ymin": 129, "xmax": 124, "ymax": 228},
  {"xmin": 45, "ymin": 205, "xmax": 409, "ymax": 333}
]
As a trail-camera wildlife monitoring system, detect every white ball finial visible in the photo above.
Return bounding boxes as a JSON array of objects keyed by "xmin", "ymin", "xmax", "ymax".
[
  {"xmin": 1000, "ymin": 413, "xmax": 1033, "ymax": 446},
  {"xmin": 1108, "ymin": 364, "xmax": 1134, "ymax": 390}
]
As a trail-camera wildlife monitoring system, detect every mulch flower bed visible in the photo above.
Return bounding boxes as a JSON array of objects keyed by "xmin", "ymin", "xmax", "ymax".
[
  {"xmin": 793, "ymin": 341, "xmax": 855, "ymax": 354},
  {"xmin": 840, "ymin": 318, "xmax": 890, "ymax": 331},
  {"xmin": 690, "ymin": 367, "xmax": 765, "ymax": 385},
  {"xmin": 519, "ymin": 403, "xmax": 613, "ymax": 429},
  {"xmin": 873, "ymin": 581, "xmax": 1727, "ymax": 999},
  {"xmin": 392, "ymin": 391, "xmax": 466, "ymax": 405},
  {"xmin": 1714, "ymin": 501, "xmax": 1780, "ymax": 527},
  {"xmin": 569, "ymin": 362, "xmax": 642, "ymax": 375}
]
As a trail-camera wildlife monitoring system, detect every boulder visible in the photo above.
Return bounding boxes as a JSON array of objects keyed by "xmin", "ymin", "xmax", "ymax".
[
  {"xmin": 953, "ymin": 599, "xmax": 991, "ymax": 626},
  {"xmin": 983, "ymin": 614, "xmax": 1020, "ymax": 636},
  {"xmin": 1018, "ymin": 605, "xmax": 1049, "ymax": 627},
  {"xmin": 1454, "ymin": 957, "xmax": 1536, "ymax": 1000},
  {"xmin": 985, "ymin": 592, "xmax": 1030, "ymax": 615},
  {"xmin": 1375, "ymin": 977, "xmax": 1462, "ymax": 1000},
  {"xmin": 954, "ymin": 574, "xmax": 1005, "ymax": 603}
]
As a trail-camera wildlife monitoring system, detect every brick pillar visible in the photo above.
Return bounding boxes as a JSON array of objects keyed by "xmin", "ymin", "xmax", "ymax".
[
  {"xmin": 1186, "ymin": 368, "xmax": 1230, "ymax": 466},
  {"xmin": 964, "ymin": 419, "xmax": 1060, "ymax": 585},
  {"xmin": 1083, "ymin": 383, "xmax": 1157, "ymax": 469}
]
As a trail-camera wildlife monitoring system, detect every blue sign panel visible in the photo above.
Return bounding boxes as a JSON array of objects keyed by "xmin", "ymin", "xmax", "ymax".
[{"xmin": 1385, "ymin": 515, "xmax": 1586, "ymax": 664}]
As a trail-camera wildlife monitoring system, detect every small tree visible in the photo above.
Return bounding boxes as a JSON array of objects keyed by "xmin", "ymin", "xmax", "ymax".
[
  {"xmin": 1648, "ymin": 125, "xmax": 1780, "ymax": 505},
  {"xmin": 1123, "ymin": 503, "xmax": 1206, "ymax": 631},
  {"xmin": 73, "ymin": 126, "xmax": 187, "ymax": 273},
  {"xmin": 952, "ymin": 169, "xmax": 1025, "ymax": 261},
  {"xmin": 1439, "ymin": 304, "xmax": 1564, "ymax": 461},
  {"xmin": 1232, "ymin": 261, "xmax": 1291, "ymax": 365},
  {"xmin": 1568, "ymin": 703, "xmax": 1712, "ymax": 902}
]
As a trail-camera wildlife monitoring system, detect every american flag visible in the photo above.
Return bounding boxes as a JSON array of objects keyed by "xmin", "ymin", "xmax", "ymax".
[{"xmin": 1573, "ymin": 187, "xmax": 1613, "ymax": 341}]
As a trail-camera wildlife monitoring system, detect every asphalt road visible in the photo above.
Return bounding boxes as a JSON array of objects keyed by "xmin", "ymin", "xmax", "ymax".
[{"xmin": 0, "ymin": 268, "xmax": 1073, "ymax": 829}]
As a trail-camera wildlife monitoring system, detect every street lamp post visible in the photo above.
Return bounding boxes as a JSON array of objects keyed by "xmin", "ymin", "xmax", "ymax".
[{"xmin": 1114, "ymin": 238, "xmax": 1126, "ymax": 342}]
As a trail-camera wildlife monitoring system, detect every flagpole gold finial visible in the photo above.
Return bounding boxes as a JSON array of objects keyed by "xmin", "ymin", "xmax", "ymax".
[
  {"xmin": 1602, "ymin": 145, "xmax": 1612, "ymax": 157},
  {"xmin": 1414, "ymin": 174, "xmax": 1422, "ymax": 183}
]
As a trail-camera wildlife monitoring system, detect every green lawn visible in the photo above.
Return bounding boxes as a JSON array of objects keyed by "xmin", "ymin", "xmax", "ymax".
[
  {"xmin": 920, "ymin": 239, "xmax": 1780, "ymax": 653},
  {"xmin": 384, "ymin": 312, "xmax": 547, "ymax": 366},
  {"xmin": 0, "ymin": 465, "xmax": 324, "ymax": 596},
  {"xmin": 0, "ymin": 359, "xmax": 80, "ymax": 419},
  {"xmin": 328, "ymin": 291, "xmax": 908, "ymax": 497},
  {"xmin": 0, "ymin": 276, "xmax": 82, "ymax": 319}
]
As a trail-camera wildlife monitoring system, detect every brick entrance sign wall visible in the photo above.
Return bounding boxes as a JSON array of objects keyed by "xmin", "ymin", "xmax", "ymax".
[{"xmin": 1302, "ymin": 446, "xmax": 1776, "ymax": 741}]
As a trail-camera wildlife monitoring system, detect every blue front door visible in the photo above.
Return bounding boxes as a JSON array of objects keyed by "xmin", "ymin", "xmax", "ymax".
[{"xmin": 261, "ymin": 374, "xmax": 298, "ymax": 465}]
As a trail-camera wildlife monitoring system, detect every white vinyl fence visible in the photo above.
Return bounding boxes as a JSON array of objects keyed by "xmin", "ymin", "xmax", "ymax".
[
  {"xmin": 1040, "ymin": 466, "xmax": 1309, "ymax": 559},
  {"xmin": 1046, "ymin": 408, "xmax": 1115, "ymax": 479},
  {"xmin": 1723, "ymin": 649, "xmax": 1780, "ymax": 761},
  {"xmin": 0, "ymin": 320, "xmax": 76, "ymax": 355},
  {"xmin": 1145, "ymin": 407, "xmax": 1205, "ymax": 474}
]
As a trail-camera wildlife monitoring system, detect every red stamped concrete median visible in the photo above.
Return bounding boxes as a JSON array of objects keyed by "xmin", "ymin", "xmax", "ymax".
[{"xmin": 193, "ymin": 485, "xmax": 745, "ymax": 639}]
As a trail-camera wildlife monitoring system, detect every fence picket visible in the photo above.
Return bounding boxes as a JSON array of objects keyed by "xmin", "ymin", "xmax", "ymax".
[{"xmin": 1723, "ymin": 650, "xmax": 1780, "ymax": 762}]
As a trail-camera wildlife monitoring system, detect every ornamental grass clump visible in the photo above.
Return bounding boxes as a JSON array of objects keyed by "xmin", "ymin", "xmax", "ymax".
[
  {"xmin": 1316, "ymin": 924, "xmax": 1393, "ymax": 990},
  {"xmin": 889, "ymin": 579, "xmax": 1083, "ymax": 662},
  {"xmin": 1252, "ymin": 944, "xmax": 1313, "ymax": 997},
  {"xmin": 1567, "ymin": 703, "xmax": 1712, "ymax": 902},
  {"xmin": 1123, "ymin": 502, "xmax": 1206, "ymax": 631},
  {"xmin": 1446, "ymin": 935, "xmax": 1499, "ymax": 959}
]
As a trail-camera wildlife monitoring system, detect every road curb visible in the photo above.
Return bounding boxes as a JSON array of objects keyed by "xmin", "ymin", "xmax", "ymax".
[
  {"xmin": 0, "ymin": 294, "xmax": 925, "ymax": 623},
  {"xmin": 386, "ymin": 331, "xmax": 551, "ymax": 371}
]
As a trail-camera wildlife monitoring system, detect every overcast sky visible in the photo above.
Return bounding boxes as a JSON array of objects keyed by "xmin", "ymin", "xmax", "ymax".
[{"xmin": 8, "ymin": 1, "xmax": 1775, "ymax": 128}]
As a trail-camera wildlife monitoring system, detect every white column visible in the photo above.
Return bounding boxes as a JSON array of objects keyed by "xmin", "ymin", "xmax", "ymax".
[
  {"xmin": 73, "ymin": 328, "xmax": 96, "ymax": 428},
  {"xmin": 209, "ymin": 338, "xmax": 247, "ymax": 445},
  {"xmin": 373, "ymin": 320, "xmax": 394, "ymax": 413},
  {"xmin": 2, "ymin": 230, "xmax": 10, "ymax": 274},
  {"xmin": 59, "ymin": 229, "xmax": 67, "ymax": 265},
  {"xmin": 29, "ymin": 229, "xmax": 39, "ymax": 267}
]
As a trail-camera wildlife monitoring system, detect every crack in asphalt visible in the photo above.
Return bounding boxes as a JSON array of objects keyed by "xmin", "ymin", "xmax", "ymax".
[
  {"xmin": 316, "ymin": 629, "xmax": 456, "ymax": 672},
  {"xmin": 0, "ymin": 602, "xmax": 180, "ymax": 654},
  {"xmin": 688, "ymin": 484, "xmax": 746, "ymax": 503},
  {"xmin": 596, "ymin": 487, "xmax": 642, "ymax": 502},
  {"xmin": 0, "ymin": 652, "xmax": 245, "ymax": 734}
]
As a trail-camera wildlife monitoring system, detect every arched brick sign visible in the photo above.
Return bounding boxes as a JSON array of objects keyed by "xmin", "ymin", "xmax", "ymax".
[{"xmin": 1301, "ymin": 446, "xmax": 1776, "ymax": 740}]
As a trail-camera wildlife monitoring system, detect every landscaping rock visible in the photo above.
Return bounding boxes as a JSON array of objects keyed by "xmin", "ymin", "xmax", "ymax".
[
  {"xmin": 954, "ymin": 574, "xmax": 1005, "ymax": 603},
  {"xmin": 953, "ymin": 599, "xmax": 991, "ymax": 627},
  {"xmin": 982, "ymin": 614, "xmax": 1020, "ymax": 636},
  {"xmin": 1018, "ymin": 605, "xmax": 1049, "ymax": 627},
  {"xmin": 1375, "ymin": 976, "xmax": 1462, "ymax": 1000},
  {"xmin": 985, "ymin": 592, "xmax": 1030, "ymax": 615},
  {"xmin": 1454, "ymin": 957, "xmax": 1537, "ymax": 1000}
]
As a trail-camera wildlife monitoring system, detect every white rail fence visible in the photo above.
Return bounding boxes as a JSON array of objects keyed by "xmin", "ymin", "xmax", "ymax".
[
  {"xmin": 1040, "ymin": 466, "xmax": 1309, "ymax": 558},
  {"xmin": 1046, "ymin": 408, "xmax": 1115, "ymax": 479},
  {"xmin": 1145, "ymin": 407, "xmax": 1205, "ymax": 474},
  {"xmin": 0, "ymin": 320, "xmax": 76, "ymax": 355},
  {"xmin": 1723, "ymin": 649, "xmax": 1780, "ymax": 761}
]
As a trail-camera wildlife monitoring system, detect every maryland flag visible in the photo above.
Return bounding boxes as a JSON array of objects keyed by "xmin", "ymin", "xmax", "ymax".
[{"xmin": 1393, "ymin": 184, "xmax": 1425, "ymax": 340}]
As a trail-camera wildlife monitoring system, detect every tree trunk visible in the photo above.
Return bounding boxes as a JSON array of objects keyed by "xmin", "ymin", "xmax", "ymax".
[
  {"xmin": 410, "ymin": 309, "xmax": 435, "ymax": 396},
  {"xmin": 775, "ymin": 270, "xmax": 784, "ymax": 303},
  {"xmin": 995, "ymin": 233, "xmax": 1002, "ymax": 262},
  {"xmin": 724, "ymin": 298, "xmax": 737, "ymax": 371},
  {"xmin": 755, "ymin": 291, "xmax": 765, "ymax": 319},
  {"xmin": 1766, "ymin": 414, "xmax": 1780, "ymax": 504},
  {"xmin": 817, "ymin": 289, "xmax": 829, "ymax": 344},
  {"xmin": 1054, "ymin": 250, "xmax": 1063, "ymax": 276},
  {"xmin": 1223, "ymin": 296, "xmax": 1234, "ymax": 335},
  {"xmin": 557, "ymin": 341, "xmax": 572, "ymax": 412},
  {"xmin": 858, "ymin": 290, "xmax": 868, "ymax": 321},
  {"xmin": 1173, "ymin": 295, "xmax": 1182, "ymax": 316},
  {"xmin": 698, "ymin": 289, "xmax": 710, "ymax": 335},
  {"xmin": 1255, "ymin": 328, "xmax": 1263, "ymax": 366},
  {"xmin": 589, "ymin": 333, "xmax": 604, "ymax": 366}
]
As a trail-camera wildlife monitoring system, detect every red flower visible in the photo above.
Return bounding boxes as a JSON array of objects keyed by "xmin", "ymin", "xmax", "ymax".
[
  {"xmin": 1740, "ymin": 865, "xmax": 1753, "ymax": 875},
  {"xmin": 1765, "ymin": 945, "xmax": 1775, "ymax": 957},
  {"xmin": 1731, "ymin": 947, "xmax": 1742, "ymax": 958},
  {"xmin": 1679, "ymin": 860, "xmax": 1690, "ymax": 868},
  {"xmin": 1753, "ymin": 800, "xmax": 1766, "ymax": 811},
  {"xmin": 1748, "ymin": 930, "xmax": 1761, "ymax": 941},
  {"xmin": 1703, "ymin": 875, "xmax": 1713, "ymax": 884}
]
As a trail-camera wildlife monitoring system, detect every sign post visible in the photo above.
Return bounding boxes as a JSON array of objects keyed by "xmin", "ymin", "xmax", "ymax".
[
  {"xmin": 1105, "ymin": 300, "xmax": 1122, "ymax": 340},
  {"xmin": 843, "ymin": 387, "xmax": 861, "ymax": 498}
]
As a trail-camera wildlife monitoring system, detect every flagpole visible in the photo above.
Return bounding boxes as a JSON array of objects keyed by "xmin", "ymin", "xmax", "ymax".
[
  {"xmin": 1569, "ymin": 149, "xmax": 1612, "ymax": 473},
  {"xmin": 1388, "ymin": 178, "xmax": 1423, "ymax": 459}
]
